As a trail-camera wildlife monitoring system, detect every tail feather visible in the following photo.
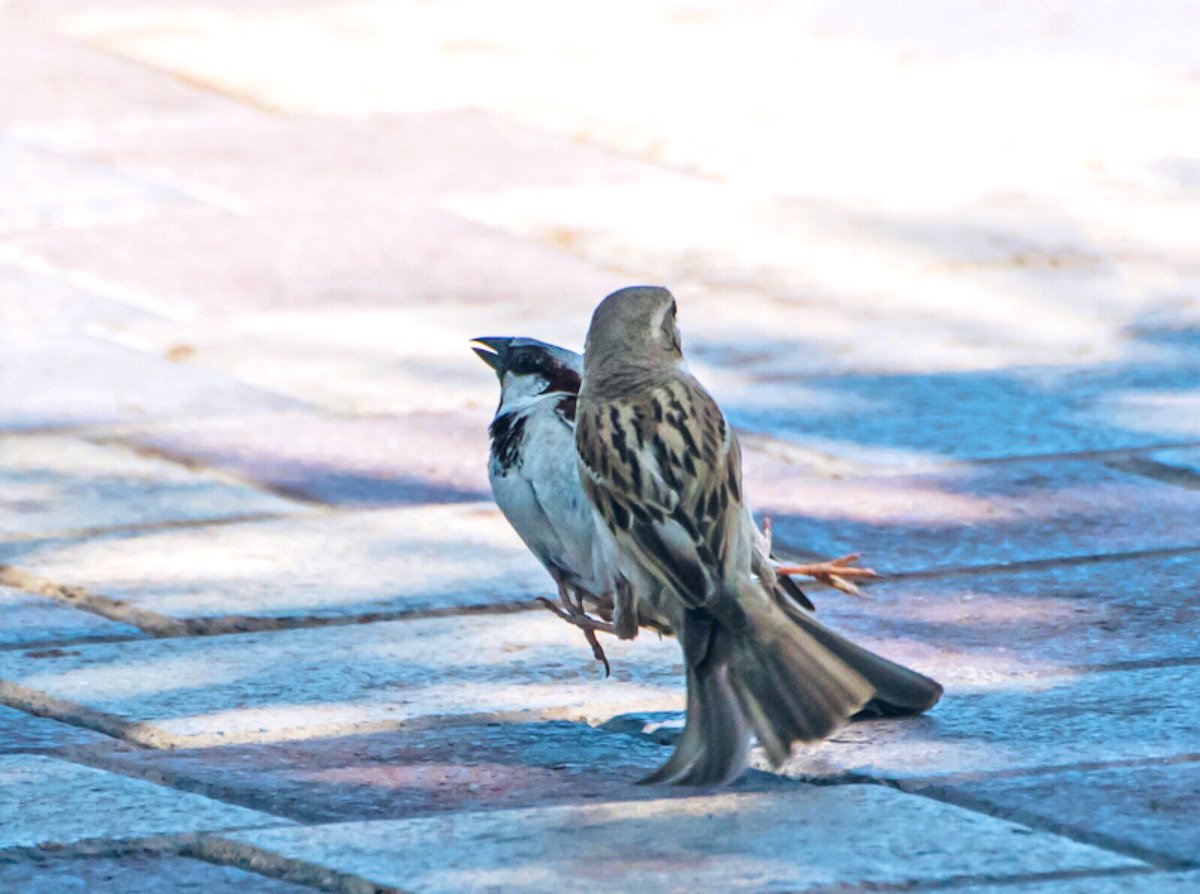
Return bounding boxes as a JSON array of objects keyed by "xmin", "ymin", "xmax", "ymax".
[
  {"xmin": 645, "ymin": 597, "xmax": 875, "ymax": 784},
  {"xmin": 639, "ymin": 658, "xmax": 749, "ymax": 786},
  {"xmin": 776, "ymin": 599, "xmax": 943, "ymax": 717}
]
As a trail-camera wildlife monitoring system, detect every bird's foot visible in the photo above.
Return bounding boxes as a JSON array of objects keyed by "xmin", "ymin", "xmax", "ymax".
[
  {"xmin": 535, "ymin": 597, "xmax": 614, "ymax": 676},
  {"xmin": 773, "ymin": 553, "xmax": 881, "ymax": 596}
]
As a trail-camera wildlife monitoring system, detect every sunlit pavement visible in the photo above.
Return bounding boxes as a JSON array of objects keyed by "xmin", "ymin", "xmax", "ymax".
[{"xmin": 3, "ymin": 1, "xmax": 1200, "ymax": 890}]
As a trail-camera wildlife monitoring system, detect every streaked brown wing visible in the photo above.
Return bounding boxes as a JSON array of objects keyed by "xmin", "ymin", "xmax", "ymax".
[{"xmin": 576, "ymin": 374, "xmax": 742, "ymax": 609}]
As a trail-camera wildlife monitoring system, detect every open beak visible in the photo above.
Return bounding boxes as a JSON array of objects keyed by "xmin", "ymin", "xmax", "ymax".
[{"xmin": 471, "ymin": 336, "xmax": 513, "ymax": 374}]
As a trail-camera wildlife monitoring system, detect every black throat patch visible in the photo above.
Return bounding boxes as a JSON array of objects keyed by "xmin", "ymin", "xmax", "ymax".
[{"xmin": 488, "ymin": 411, "xmax": 527, "ymax": 472}]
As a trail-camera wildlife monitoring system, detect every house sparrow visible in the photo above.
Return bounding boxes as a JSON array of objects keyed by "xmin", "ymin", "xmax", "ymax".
[
  {"xmin": 473, "ymin": 337, "xmax": 908, "ymax": 677},
  {"xmin": 473, "ymin": 336, "xmax": 871, "ymax": 667},
  {"xmin": 574, "ymin": 286, "xmax": 942, "ymax": 785}
]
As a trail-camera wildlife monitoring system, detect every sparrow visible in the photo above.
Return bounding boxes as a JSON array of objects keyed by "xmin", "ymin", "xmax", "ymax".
[
  {"xmin": 574, "ymin": 286, "xmax": 943, "ymax": 785},
  {"xmin": 472, "ymin": 336, "xmax": 875, "ymax": 673}
]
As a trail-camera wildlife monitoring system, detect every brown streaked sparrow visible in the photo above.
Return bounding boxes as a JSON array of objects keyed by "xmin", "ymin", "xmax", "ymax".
[
  {"xmin": 472, "ymin": 336, "xmax": 868, "ymax": 666},
  {"xmin": 574, "ymin": 286, "xmax": 943, "ymax": 785}
]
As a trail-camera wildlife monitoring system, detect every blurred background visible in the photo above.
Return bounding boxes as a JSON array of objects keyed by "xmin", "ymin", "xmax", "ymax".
[{"xmin": 3, "ymin": 0, "xmax": 1200, "ymax": 556}]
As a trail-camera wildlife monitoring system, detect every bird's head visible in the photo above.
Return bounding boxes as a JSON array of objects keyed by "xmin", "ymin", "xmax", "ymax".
[
  {"xmin": 583, "ymin": 286, "xmax": 682, "ymax": 381},
  {"xmin": 471, "ymin": 336, "xmax": 583, "ymax": 415}
]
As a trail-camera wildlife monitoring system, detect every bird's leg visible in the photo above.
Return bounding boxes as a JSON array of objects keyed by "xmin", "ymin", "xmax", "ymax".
[
  {"xmin": 537, "ymin": 574, "xmax": 614, "ymax": 676},
  {"xmin": 773, "ymin": 553, "xmax": 881, "ymax": 597}
]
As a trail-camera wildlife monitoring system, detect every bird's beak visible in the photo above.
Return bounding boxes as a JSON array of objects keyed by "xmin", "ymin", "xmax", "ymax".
[{"xmin": 471, "ymin": 337, "xmax": 512, "ymax": 375}]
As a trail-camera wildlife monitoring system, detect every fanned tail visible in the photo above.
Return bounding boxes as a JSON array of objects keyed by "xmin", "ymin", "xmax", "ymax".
[
  {"xmin": 644, "ymin": 593, "xmax": 874, "ymax": 785},
  {"xmin": 775, "ymin": 597, "xmax": 943, "ymax": 717}
]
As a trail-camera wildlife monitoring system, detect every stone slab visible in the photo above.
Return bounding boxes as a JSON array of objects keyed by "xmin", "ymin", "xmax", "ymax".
[
  {"xmin": 1150, "ymin": 447, "xmax": 1200, "ymax": 479},
  {"xmin": 0, "ymin": 30, "xmax": 256, "ymax": 133},
  {"xmin": 0, "ymin": 436, "xmax": 303, "ymax": 540},
  {"xmin": 0, "ymin": 586, "xmax": 141, "ymax": 647},
  {"xmin": 10, "ymin": 204, "xmax": 624, "ymax": 319},
  {"xmin": 0, "ymin": 612, "xmax": 683, "ymax": 748},
  {"xmin": 0, "ymin": 137, "xmax": 198, "ymax": 234},
  {"xmin": 0, "ymin": 502, "xmax": 554, "ymax": 621},
  {"xmin": 808, "ymin": 552, "xmax": 1200, "ymax": 685},
  {"xmin": 216, "ymin": 787, "xmax": 1140, "ymax": 893},
  {"xmin": 0, "ymin": 754, "xmax": 287, "ymax": 848},
  {"xmin": 771, "ymin": 663, "xmax": 1200, "ymax": 782},
  {"xmin": 930, "ymin": 760, "xmax": 1200, "ymax": 868},
  {"xmin": 0, "ymin": 704, "xmax": 113, "ymax": 753},
  {"xmin": 0, "ymin": 853, "xmax": 313, "ymax": 894},
  {"xmin": 89, "ymin": 721, "xmax": 694, "ymax": 823},
  {"xmin": 952, "ymin": 873, "xmax": 1200, "ymax": 894},
  {"xmin": 115, "ymin": 409, "xmax": 494, "ymax": 506},
  {"xmin": 752, "ymin": 456, "xmax": 1200, "ymax": 575},
  {"xmin": 0, "ymin": 332, "xmax": 299, "ymax": 432}
]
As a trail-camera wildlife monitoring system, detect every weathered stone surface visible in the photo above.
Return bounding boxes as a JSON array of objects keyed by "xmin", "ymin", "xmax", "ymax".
[
  {"xmin": 0, "ymin": 30, "xmax": 254, "ymax": 133},
  {"xmin": 0, "ymin": 613, "xmax": 683, "ymax": 748},
  {"xmin": 930, "ymin": 760, "xmax": 1200, "ymax": 868},
  {"xmin": 952, "ymin": 872, "xmax": 1200, "ymax": 894},
  {"xmin": 0, "ymin": 854, "xmax": 313, "ymax": 893},
  {"xmin": 0, "ymin": 586, "xmax": 141, "ymax": 646},
  {"xmin": 88, "ymin": 722, "xmax": 693, "ymax": 823},
  {"xmin": 0, "ymin": 503, "xmax": 553, "ymax": 620},
  {"xmin": 0, "ymin": 436, "xmax": 302, "ymax": 540},
  {"xmin": 1150, "ymin": 447, "xmax": 1200, "ymax": 480},
  {"xmin": 772, "ymin": 663, "xmax": 1200, "ymax": 781},
  {"xmin": 0, "ymin": 137, "xmax": 198, "ymax": 234},
  {"xmin": 0, "ymin": 332, "xmax": 297, "ymax": 432},
  {"xmin": 0, "ymin": 705, "xmax": 113, "ymax": 753},
  {"xmin": 116, "ymin": 409, "xmax": 493, "ymax": 506},
  {"xmin": 752, "ymin": 456, "xmax": 1200, "ymax": 575},
  {"xmin": 216, "ymin": 787, "xmax": 1140, "ymax": 893},
  {"xmin": 807, "ymin": 552, "xmax": 1200, "ymax": 684},
  {"xmin": 11, "ymin": 205, "xmax": 623, "ymax": 320},
  {"xmin": 0, "ymin": 754, "xmax": 287, "ymax": 848}
]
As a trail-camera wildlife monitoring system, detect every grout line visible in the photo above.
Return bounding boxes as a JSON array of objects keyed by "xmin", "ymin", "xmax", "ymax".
[
  {"xmin": 0, "ymin": 565, "xmax": 192, "ymax": 636},
  {"xmin": 0, "ymin": 680, "xmax": 150, "ymax": 745},
  {"xmin": 1104, "ymin": 455, "xmax": 1200, "ymax": 490},
  {"xmin": 185, "ymin": 833, "xmax": 405, "ymax": 894},
  {"xmin": 904, "ymin": 783, "xmax": 1197, "ymax": 872},
  {"xmin": 798, "ymin": 865, "xmax": 1165, "ymax": 893},
  {"xmin": 880, "ymin": 544, "xmax": 1200, "ymax": 582},
  {"xmin": 0, "ymin": 509, "xmax": 316, "ymax": 546},
  {"xmin": 85, "ymin": 434, "xmax": 336, "ymax": 509}
]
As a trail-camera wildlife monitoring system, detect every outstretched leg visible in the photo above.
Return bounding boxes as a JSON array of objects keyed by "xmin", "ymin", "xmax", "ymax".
[{"xmin": 537, "ymin": 573, "xmax": 615, "ymax": 676}]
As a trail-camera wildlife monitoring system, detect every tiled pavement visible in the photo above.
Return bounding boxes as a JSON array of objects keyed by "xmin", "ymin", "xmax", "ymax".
[{"xmin": 2, "ymin": 2, "xmax": 1199, "ymax": 891}]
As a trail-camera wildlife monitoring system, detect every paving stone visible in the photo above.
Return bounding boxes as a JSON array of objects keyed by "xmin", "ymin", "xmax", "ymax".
[
  {"xmin": 751, "ymin": 456, "xmax": 1200, "ymax": 575},
  {"xmin": 803, "ymin": 552, "xmax": 1200, "ymax": 686},
  {"xmin": 0, "ymin": 853, "xmax": 313, "ymax": 894},
  {"xmin": 0, "ymin": 705, "xmax": 112, "ymax": 753},
  {"xmin": 214, "ymin": 787, "xmax": 1140, "ymax": 893},
  {"xmin": 925, "ymin": 761, "xmax": 1200, "ymax": 869},
  {"xmin": 1150, "ymin": 447, "xmax": 1200, "ymax": 479},
  {"xmin": 10, "ymin": 204, "xmax": 624, "ymax": 318},
  {"xmin": 115, "ymin": 409, "xmax": 493, "ymax": 507},
  {"xmin": 0, "ymin": 137, "xmax": 199, "ymax": 234},
  {"xmin": 0, "ymin": 586, "xmax": 141, "ymax": 647},
  {"xmin": 0, "ymin": 436, "xmax": 303, "ymax": 539},
  {"xmin": 34, "ymin": 108, "xmax": 671, "ymax": 209},
  {"xmin": 89, "ymin": 721, "xmax": 698, "ymax": 823},
  {"xmin": 0, "ymin": 29, "xmax": 256, "ymax": 134},
  {"xmin": 0, "ymin": 332, "xmax": 299, "ymax": 431},
  {"xmin": 0, "ymin": 612, "xmax": 683, "ymax": 748},
  {"xmin": 771, "ymin": 663, "xmax": 1200, "ymax": 782},
  {"xmin": 0, "ymin": 503, "xmax": 554, "ymax": 621},
  {"xmin": 951, "ymin": 872, "xmax": 1200, "ymax": 894},
  {"xmin": 0, "ymin": 258, "xmax": 154, "ymax": 336},
  {"xmin": 14, "ymin": 271, "xmax": 604, "ymax": 416},
  {"xmin": 0, "ymin": 754, "xmax": 287, "ymax": 848}
]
